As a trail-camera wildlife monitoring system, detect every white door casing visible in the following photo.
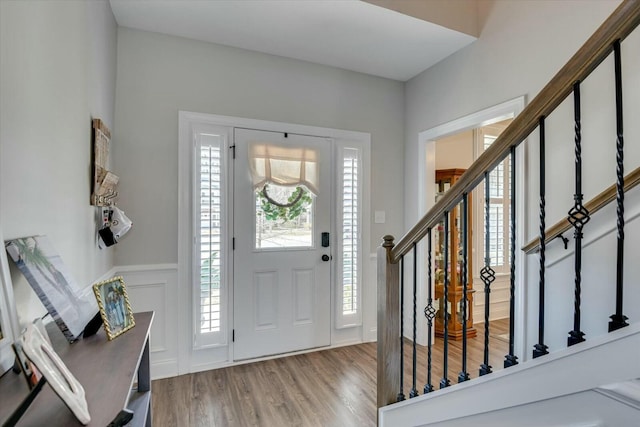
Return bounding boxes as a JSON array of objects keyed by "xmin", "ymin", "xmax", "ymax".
[
  {"xmin": 417, "ymin": 96, "xmax": 527, "ymax": 356},
  {"xmin": 233, "ymin": 128, "xmax": 332, "ymax": 360},
  {"xmin": 179, "ymin": 111, "xmax": 370, "ymax": 374}
]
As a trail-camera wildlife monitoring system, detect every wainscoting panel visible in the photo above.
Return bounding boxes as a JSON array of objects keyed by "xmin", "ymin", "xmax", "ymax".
[
  {"xmin": 114, "ymin": 264, "xmax": 178, "ymax": 379},
  {"xmin": 473, "ymin": 275, "xmax": 510, "ymax": 321}
]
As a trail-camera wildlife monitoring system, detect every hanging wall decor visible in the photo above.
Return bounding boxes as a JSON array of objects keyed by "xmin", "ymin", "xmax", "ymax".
[{"xmin": 91, "ymin": 119, "xmax": 119, "ymax": 206}]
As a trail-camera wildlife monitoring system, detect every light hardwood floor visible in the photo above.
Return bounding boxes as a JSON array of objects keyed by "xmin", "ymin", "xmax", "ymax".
[{"xmin": 152, "ymin": 319, "xmax": 509, "ymax": 427}]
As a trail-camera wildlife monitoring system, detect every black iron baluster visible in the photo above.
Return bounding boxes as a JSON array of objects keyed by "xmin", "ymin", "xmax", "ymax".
[
  {"xmin": 424, "ymin": 229, "xmax": 435, "ymax": 394},
  {"xmin": 459, "ymin": 194, "xmax": 470, "ymax": 383},
  {"xmin": 480, "ymin": 172, "xmax": 495, "ymax": 376},
  {"xmin": 410, "ymin": 243, "xmax": 419, "ymax": 398},
  {"xmin": 505, "ymin": 146, "xmax": 519, "ymax": 368},
  {"xmin": 533, "ymin": 117, "xmax": 549, "ymax": 358},
  {"xmin": 609, "ymin": 40, "xmax": 629, "ymax": 332},
  {"xmin": 398, "ymin": 256, "xmax": 405, "ymax": 402},
  {"xmin": 567, "ymin": 81, "xmax": 589, "ymax": 347},
  {"xmin": 440, "ymin": 212, "xmax": 451, "ymax": 389}
]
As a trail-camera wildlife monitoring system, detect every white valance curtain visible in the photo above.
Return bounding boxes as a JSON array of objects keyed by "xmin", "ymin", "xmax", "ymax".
[{"xmin": 248, "ymin": 143, "xmax": 319, "ymax": 195}]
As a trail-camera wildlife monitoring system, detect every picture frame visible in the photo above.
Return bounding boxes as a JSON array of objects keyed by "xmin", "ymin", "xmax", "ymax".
[
  {"xmin": 12, "ymin": 318, "xmax": 51, "ymax": 389},
  {"xmin": 92, "ymin": 276, "xmax": 135, "ymax": 341},
  {"xmin": 20, "ymin": 323, "xmax": 91, "ymax": 424},
  {"xmin": 5, "ymin": 235, "xmax": 99, "ymax": 342},
  {"xmin": 12, "ymin": 341, "xmax": 42, "ymax": 389}
]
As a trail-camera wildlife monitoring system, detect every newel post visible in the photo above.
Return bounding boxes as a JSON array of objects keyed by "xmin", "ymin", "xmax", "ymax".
[{"xmin": 377, "ymin": 235, "xmax": 401, "ymax": 408}]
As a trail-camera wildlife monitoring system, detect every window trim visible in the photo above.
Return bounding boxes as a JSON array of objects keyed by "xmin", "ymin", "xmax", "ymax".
[
  {"xmin": 191, "ymin": 122, "xmax": 231, "ymax": 349},
  {"xmin": 335, "ymin": 143, "xmax": 364, "ymax": 329},
  {"xmin": 179, "ymin": 111, "xmax": 372, "ymax": 372}
]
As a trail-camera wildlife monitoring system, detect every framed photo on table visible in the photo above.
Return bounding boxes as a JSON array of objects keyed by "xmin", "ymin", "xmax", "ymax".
[{"xmin": 92, "ymin": 276, "xmax": 135, "ymax": 340}]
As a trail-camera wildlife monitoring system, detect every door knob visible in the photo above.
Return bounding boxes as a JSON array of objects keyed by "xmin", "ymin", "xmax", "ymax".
[{"xmin": 322, "ymin": 254, "xmax": 331, "ymax": 262}]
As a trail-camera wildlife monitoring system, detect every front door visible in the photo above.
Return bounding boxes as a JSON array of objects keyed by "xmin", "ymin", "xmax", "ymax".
[{"xmin": 233, "ymin": 128, "xmax": 332, "ymax": 360}]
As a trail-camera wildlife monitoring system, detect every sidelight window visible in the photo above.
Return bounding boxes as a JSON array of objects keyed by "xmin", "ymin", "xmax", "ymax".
[
  {"xmin": 194, "ymin": 128, "xmax": 228, "ymax": 347},
  {"xmin": 336, "ymin": 146, "xmax": 363, "ymax": 328}
]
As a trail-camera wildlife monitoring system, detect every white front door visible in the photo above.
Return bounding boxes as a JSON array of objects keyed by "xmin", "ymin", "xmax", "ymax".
[{"xmin": 233, "ymin": 128, "xmax": 332, "ymax": 360}]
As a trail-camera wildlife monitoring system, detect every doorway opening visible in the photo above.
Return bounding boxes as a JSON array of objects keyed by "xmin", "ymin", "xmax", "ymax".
[
  {"xmin": 415, "ymin": 96, "xmax": 526, "ymax": 362},
  {"xmin": 432, "ymin": 119, "xmax": 513, "ymax": 349}
]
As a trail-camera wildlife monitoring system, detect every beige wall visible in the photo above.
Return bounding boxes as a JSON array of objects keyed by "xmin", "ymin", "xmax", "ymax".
[
  {"xmin": 363, "ymin": 0, "xmax": 479, "ymax": 37},
  {"xmin": 0, "ymin": 0, "xmax": 118, "ymax": 324},
  {"xmin": 435, "ymin": 130, "xmax": 474, "ymax": 170}
]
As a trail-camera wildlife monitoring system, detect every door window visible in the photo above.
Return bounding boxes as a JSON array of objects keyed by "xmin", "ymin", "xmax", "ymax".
[{"xmin": 255, "ymin": 184, "xmax": 314, "ymax": 249}]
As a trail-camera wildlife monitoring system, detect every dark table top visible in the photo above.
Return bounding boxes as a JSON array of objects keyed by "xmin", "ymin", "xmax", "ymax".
[{"xmin": 0, "ymin": 311, "xmax": 153, "ymax": 426}]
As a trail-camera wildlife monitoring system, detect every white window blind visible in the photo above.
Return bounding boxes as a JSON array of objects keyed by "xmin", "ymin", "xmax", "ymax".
[
  {"xmin": 195, "ymin": 131, "xmax": 226, "ymax": 346},
  {"xmin": 337, "ymin": 147, "xmax": 362, "ymax": 328},
  {"xmin": 484, "ymin": 135, "xmax": 511, "ymax": 270},
  {"xmin": 342, "ymin": 150, "xmax": 358, "ymax": 315}
]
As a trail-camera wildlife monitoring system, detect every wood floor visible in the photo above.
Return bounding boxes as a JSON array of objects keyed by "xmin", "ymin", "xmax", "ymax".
[{"xmin": 152, "ymin": 319, "xmax": 509, "ymax": 427}]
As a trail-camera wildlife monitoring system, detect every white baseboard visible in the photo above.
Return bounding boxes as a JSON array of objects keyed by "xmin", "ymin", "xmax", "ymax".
[{"xmin": 151, "ymin": 358, "xmax": 179, "ymax": 380}]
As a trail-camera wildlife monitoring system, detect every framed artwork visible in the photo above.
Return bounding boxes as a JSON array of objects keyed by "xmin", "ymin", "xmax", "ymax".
[
  {"xmin": 5, "ymin": 236, "xmax": 98, "ymax": 342},
  {"xmin": 92, "ymin": 276, "xmax": 135, "ymax": 341},
  {"xmin": 12, "ymin": 318, "xmax": 51, "ymax": 389},
  {"xmin": 20, "ymin": 323, "xmax": 91, "ymax": 424},
  {"xmin": 12, "ymin": 340, "xmax": 42, "ymax": 389}
]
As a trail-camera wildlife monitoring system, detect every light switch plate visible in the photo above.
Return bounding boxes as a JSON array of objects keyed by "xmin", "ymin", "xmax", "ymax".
[{"xmin": 374, "ymin": 211, "xmax": 386, "ymax": 224}]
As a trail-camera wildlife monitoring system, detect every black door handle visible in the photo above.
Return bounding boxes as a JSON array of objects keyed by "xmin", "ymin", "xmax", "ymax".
[{"xmin": 322, "ymin": 254, "xmax": 331, "ymax": 262}]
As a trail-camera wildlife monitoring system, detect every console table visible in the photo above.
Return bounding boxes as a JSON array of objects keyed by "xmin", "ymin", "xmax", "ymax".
[{"xmin": 0, "ymin": 311, "xmax": 154, "ymax": 426}]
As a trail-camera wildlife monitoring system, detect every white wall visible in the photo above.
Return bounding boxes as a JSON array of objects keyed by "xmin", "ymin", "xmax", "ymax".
[
  {"xmin": 113, "ymin": 27, "xmax": 405, "ymax": 266},
  {"xmin": 405, "ymin": 0, "xmax": 640, "ymax": 360},
  {"xmin": 0, "ymin": 1, "xmax": 118, "ymax": 325}
]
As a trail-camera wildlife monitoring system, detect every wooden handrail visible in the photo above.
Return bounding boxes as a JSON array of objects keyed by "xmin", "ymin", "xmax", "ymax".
[
  {"xmin": 390, "ymin": 0, "xmax": 640, "ymax": 263},
  {"xmin": 522, "ymin": 167, "xmax": 640, "ymax": 254}
]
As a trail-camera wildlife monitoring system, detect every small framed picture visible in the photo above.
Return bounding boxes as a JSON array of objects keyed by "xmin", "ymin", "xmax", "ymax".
[
  {"xmin": 92, "ymin": 276, "xmax": 135, "ymax": 340},
  {"xmin": 12, "ymin": 341, "xmax": 42, "ymax": 389},
  {"xmin": 12, "ymin": 318, "xmax": 51, "ymax": 389}
]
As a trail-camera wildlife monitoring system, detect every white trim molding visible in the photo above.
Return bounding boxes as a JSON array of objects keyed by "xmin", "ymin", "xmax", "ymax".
[{"xmin": 179, "ymin": 111, "xmax": 372, "ymax": 375}]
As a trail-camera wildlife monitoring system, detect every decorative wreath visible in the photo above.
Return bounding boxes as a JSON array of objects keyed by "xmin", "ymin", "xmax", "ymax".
[
  {"xmin": 258, "ymin": 184, "xmax": 312, "ymax": 222},
  {"xmin": 261, "ymin": 184, "xmax": 305, "ymax": 208}
]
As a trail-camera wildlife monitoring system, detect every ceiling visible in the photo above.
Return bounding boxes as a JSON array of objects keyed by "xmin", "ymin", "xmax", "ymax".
[{"xmin": 109, "ymin": 0, "xmax": 477, "ymax": 82}]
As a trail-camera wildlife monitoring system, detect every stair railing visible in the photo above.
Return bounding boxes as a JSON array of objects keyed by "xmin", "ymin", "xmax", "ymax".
[
  {"xmin": 522, "ymin": 166, "xmax": 640, "ymax": 254},
  {"xmin": 377, "ymin": 0, "xmax": 640, "ymax": 409}
]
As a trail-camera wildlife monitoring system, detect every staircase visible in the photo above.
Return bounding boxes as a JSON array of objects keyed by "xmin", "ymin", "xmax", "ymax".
[
  {"xmin": 376, "ymin": 1, "xmax": 640, "ymax": 425},
  {"xmin": 380, "ymin": 322, "xmax": 640, "ymax": 426}
]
